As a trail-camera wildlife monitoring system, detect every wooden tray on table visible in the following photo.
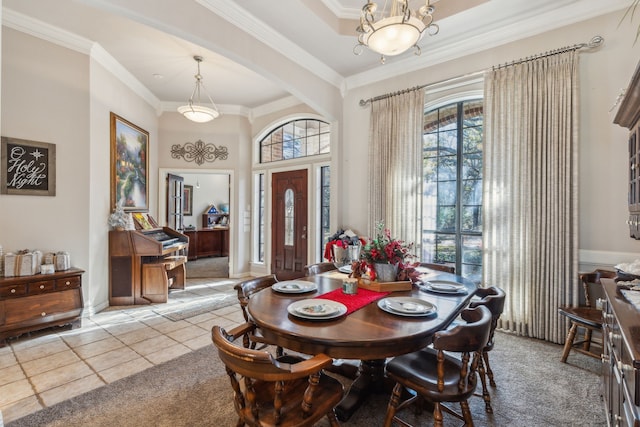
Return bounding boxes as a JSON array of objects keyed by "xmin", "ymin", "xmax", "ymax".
[{"xmin": 357, "ymin": 278, "xmax": 412, "ymax": 292}]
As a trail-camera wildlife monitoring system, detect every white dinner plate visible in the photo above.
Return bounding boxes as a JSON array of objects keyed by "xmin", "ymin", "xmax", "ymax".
[
  {"xmin": 272, "ymin": 281, "xmax": 317, "ymax": 294},
  {"xmin": 378, "ymin": 297, "xmax": 437, "ymax": 317},
  {"xmin": 287, "ymin": 299, "xmax": 347, "ymax": 320},
  {"xmin": 421, "ymin": 280, "xmax": 467, "ymax": 295}
]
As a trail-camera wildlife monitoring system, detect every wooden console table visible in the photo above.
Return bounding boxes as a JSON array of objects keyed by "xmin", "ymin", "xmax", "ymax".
[{"xmin": 0, "ymin": 268, "xmax": 84, "ymax": 346}]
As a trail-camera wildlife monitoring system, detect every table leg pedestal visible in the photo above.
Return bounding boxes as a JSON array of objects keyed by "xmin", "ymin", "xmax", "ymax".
[{"xmin": 335, "ymin": 359, "xmax": 387, "ymax": 421}]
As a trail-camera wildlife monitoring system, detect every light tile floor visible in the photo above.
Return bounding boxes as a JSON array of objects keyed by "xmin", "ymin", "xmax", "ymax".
[{"xmin": 0, "ymin": 277, "xmax": 244, "ymax": 425}]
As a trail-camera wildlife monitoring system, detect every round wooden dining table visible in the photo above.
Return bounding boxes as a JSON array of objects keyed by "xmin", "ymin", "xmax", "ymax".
[{"xmin": 247, "ymin": 270, "xmax": 477, "ymax": 421}]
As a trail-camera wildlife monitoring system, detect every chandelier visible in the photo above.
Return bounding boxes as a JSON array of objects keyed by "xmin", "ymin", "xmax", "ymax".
[
  {"xmin": 177, "ymin": 55, "xmax": 220, "ymax": 123},
  {"xmin": 354, "ymin": 0, "xmax": 439, "ymax": 63}
]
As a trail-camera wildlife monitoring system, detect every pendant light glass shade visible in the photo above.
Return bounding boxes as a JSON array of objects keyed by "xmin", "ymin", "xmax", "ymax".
[
  {"xmin": 178, "ymin": 56, "xmax": 220, "ymax": 123},
  {"xmin": 355, "ymin": 0, "xmax": 439, "ymax": 62}
]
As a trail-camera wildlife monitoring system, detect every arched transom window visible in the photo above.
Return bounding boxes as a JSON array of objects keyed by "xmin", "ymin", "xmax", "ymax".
[{"xmin": 259, "ymin": 119, "xmax": 330, "ymax": 163}]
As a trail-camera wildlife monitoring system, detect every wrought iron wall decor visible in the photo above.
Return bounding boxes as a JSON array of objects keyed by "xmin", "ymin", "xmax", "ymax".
[{"xmin": 170, "ymin": 139, "xmax": 228, "ymax": 165}]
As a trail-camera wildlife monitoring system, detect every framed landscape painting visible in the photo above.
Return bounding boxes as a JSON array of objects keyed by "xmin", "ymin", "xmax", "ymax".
[{"xmin": 110, "ymin": 112, "xmax": 149, "ymax": 212}]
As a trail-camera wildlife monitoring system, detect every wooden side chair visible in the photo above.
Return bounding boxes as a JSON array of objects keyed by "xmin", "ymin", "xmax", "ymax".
[
  {"xmin": 234, "ymin": 275, "xmax": 281, "ymax": 353},
  {"xmin": 212, "ymin": 323, "xmax": 344, "ymax": 427},
  {"xmin": 558, "ymin": 269, "xmax": 617, "ymax": 363},
  {"xmin": 303, "ymin": 262, "xmax": 338, "ymax": 276},
  {"xmin": 418, "ymin": 262, "xmax": 455, "ymax": 274},
  {"xmin": 383, "ymin": 305, "xmax": 492, "ymax": 427},
  {"xmin": 468, "ymin": 286, "xmax": 506, "ymax": 413}
]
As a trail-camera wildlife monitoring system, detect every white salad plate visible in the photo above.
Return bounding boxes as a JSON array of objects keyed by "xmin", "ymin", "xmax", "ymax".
[
  {"xmin": 272, "ymin": 281, "xmax": 317, "ymax": 294},
  {"xmin": 287, "ymin": 299, "xmax": 347, "ymax": 320},
  {"xmin": 421, "ymin": 280, "xmax": 467, "ymax": 295},
  {"xmin": 378, "ymin": 297, "xmax": 437, "ymax": 317}
]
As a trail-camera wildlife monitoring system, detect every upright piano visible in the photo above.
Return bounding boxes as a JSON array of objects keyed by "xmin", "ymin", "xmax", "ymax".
[{"xmin": 109, "ymin": 227, "xmax": 189, "ymax": 305}]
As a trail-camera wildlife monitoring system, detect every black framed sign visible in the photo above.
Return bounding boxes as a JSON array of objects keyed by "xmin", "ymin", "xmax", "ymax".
[{"xmin": 0, "ymin": 136, "xmax": 56, "ymax": 196}]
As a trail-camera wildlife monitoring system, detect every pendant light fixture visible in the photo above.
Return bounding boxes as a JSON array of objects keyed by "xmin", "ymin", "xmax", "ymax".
[
  {"xmin": 177, "ymin": 55, "xmax": 220, "ymax": 123},
  {"xmin": 354, "ymin": 0, "xmax": 439, "ymax": 63}
]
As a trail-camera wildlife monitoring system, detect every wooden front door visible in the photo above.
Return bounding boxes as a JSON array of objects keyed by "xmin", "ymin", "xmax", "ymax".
[{"xmin": 271, "ymin": 169, "xmax": 308, "ymax": 280}]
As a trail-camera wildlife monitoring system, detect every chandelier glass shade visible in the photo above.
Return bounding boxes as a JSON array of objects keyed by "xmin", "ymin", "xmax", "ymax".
[
  {"xmin": 355, "ymin": 0, "xmax": 439, "ymax": 61},
  {"xmin": 178, "ymin": 56, "xmax": 220, "ymax": 123}
]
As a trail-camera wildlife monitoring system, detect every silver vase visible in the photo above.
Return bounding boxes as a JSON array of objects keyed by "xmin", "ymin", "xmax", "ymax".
[{"xmin": 374, "ymin": 263, "xmax": 398, "ymax": 282}]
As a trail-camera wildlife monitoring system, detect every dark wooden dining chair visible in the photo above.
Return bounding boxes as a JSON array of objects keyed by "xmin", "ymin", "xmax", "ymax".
[
  {"xmin": 418, "ymin": 262, "xmax": 455, "ymax": 274},
  {"xmin": 558, "ymin": 269, "xmax": 617, "ymax": 363},
  {"xmin": 383, "ymin": 305, "xmax": 492, "ymax": 427},
  {"xmin": 212, "ymin": 323, "xmax": 344, "ymax": 427},
  {"xmin": 468, "ymin": 286, "xmax": 506, "ymax": 413},
  {"xmin": 303, "ymin": 262, "xmax": 338, "ymax": 276},
  {"xmin": 234, "ymin": 275, "xmax": 282, "ymax": 353}
]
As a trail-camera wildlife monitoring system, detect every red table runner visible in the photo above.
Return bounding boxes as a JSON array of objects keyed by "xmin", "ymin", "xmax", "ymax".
[{"xmin": 315, "ymin": 287, "xmax": 389, "ymax": 315}]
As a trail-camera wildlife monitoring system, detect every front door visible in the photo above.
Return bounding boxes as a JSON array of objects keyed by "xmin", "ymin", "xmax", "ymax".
[{"xmin": 271, "ymin": 169, "xmax": 308, "ymax": 280}]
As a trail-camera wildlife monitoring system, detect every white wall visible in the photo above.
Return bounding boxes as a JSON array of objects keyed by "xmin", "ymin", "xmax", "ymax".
[{"xmin": 340, "ymin": 10, "xmax": 640, "ymax": 271}]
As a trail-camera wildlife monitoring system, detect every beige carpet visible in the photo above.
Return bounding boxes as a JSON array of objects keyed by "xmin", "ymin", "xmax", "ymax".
[
  {"xmin": 7, "ymin": 331, "xmax": 605, "ymax": 427},
  {"xmin": 185, "ymin": 257, "xmax": 229, "ymax": 278}
]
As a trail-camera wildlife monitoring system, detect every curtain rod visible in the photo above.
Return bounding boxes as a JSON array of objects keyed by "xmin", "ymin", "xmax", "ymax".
[{"xmin": 358, "ymin": 35, "xmax": 604, "ymax": 107}]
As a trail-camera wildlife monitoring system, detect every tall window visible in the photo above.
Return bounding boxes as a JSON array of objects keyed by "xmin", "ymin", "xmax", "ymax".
[
  {"xmin": 257, "ymin": 173, "xmax": 265, "ymax": 262},
  {"xmin": 260, "ymin": 119, "xmax": 330, "ymax": 163},
  {"xmin": 320, "ymin": 166, "xmax": 331, "ymax": 256},
  {"xmin": 422, "ymin": 100, "xmax": 483, "ymax": 282}
]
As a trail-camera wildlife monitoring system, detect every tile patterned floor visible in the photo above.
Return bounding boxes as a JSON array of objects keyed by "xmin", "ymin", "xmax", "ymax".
[{"xmin": 0, "ymin": 278, "xmax": 244, "ymax": 425}]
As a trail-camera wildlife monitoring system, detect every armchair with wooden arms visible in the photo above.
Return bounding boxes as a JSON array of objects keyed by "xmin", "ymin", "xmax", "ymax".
[
  {"xmin": 383, "ymin": 305, "xmax": 492, "ymax": 427},
  {"xmin": 212, "ymin": 323, "xmax": 344, "ymax": 427}
]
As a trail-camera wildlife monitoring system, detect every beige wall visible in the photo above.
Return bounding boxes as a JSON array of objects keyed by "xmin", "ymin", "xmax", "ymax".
[{"xmin": 1, "ymin": 28, "xmax": 92, "ymax": 296}]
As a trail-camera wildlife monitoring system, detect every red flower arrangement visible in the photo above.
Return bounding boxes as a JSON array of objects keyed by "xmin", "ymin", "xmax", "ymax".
[{"xmin": 358, "ymin": 222, "xmax": 418, "ymax": 282}]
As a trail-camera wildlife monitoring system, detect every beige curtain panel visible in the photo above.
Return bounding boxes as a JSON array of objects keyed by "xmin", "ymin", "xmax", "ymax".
[
  {"xmin": 483, "ymin": 50, "xmax": 579, "ymax": 343},
  {"xmin": 368, "ymin": 89, "xmax": 424, "ymax": 250}
]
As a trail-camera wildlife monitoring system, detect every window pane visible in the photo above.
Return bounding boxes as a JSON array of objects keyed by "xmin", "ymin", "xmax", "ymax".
[
  {"xmin": 463, "ymin": 100, "xmax": 483, "ymax": 127},
  {"xmin": 462, "ymin": 153, "xmax": 482, "ymax": 180},
  {"xmin": 438, "ymin": 180, "xmax": 456, "ymax": 205},
  {"xmin": 259, "ymin": 119, "xmax": 330, "ymax": 163},
  {"xmin": 462, "ymin": 179, "xmax": 482, "ymax": 205},
  {"xmin": 435, "ymin": 234, "xmax": 456, "ymax": 263},
  {"xmin": 461, "ymin": 235, "xmax": 482, "ymax": 265},
  {"xmin": 461, "ymin": 205, "xmax": 482, "ymax": 232},
  {"xmin": 437, "ymin": 206, "xmax": 455, "ymax": 231},
  {"xmin": 261, "ymin": 145, "xmax": 271, "ymax": 163},
  {"xmin": 439, "ymin": 130, "xmax": 457, "ymax": 154},
  {"xmin": 438, "ymin": 105, "xmax": 458, "ymax": 131},
  {"xmin": 320, "ymin": 133, "xmax": 330, "ymax": 153},
  {"xmin": 284, "ymin": 189, "xmax": 294, "ymax": 246},
  {"xmin": 424, "ymin": 110, "xmax": 439, "ymax": 133},
  {"xmin": 437, "ymin": 155, "xmax": 457, "ymax": 181},
  {"xmin": 307, "ymin": 134, "xmax": 319, "ymax": 155},
  {"xmin": 423, "ymin": 132, "xmax": 438, "ymax": 153},
  {"xmin": 463, "ymin": 127, "xmax": 483, "ymax": 153}
]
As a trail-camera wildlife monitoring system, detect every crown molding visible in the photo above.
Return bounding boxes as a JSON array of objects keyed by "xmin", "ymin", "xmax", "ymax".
[
  {"xmin": 3, "ymin": 8, "xmax": 93, "ymax": 54},
  {"xmin": 195, "ymin": 0, "xmax": 344, "ymax": 90}
]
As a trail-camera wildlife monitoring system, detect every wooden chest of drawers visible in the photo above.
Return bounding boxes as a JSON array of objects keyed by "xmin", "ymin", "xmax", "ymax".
[
  {"xmin": 0, "ymin": 268, "xmax": 84, "ymax": 346},
  {"xmin": 602, "ymin": 279, "xmax": 640, "ymax": 427}
]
